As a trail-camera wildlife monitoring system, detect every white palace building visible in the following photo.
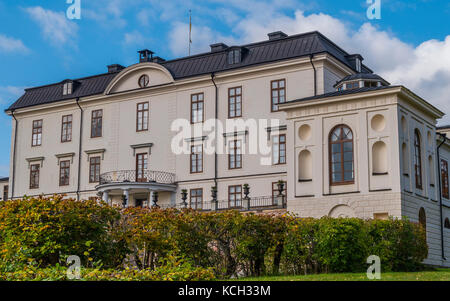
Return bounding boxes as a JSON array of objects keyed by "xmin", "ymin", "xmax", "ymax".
[{"xmin": 3, "ymin": 31, "xmax": 450, "ymax": 267}]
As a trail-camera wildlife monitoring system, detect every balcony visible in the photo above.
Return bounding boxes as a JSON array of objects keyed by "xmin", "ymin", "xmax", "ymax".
[
  {"xmin": 96, "ymin": 170, "xmax": 177, "ymax": 207},
  {"xmin": 159, "ymin": 195, "xmax": 286, "ymax": 212},
  {"xmin": 99, "ymin": 170, "xmax": 176, "ymax": 185}
]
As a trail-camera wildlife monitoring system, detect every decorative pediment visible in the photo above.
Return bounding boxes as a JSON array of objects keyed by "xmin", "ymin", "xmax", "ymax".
[{"xmin": 104, "ymin": 62, "xmax": 174, "ymax": 94}]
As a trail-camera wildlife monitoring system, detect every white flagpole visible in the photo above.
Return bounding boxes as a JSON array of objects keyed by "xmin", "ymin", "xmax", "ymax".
[{"xmin": 189, "ymin": 9, "xmax": 192, "ymax": 56}]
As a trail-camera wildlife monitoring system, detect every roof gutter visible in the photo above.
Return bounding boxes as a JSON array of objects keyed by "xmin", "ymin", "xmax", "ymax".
[
  {"xmin": 309, "ymin": 54, "xmax": 317, "ymax": 96},
  {"xmin": 75, "ymin": 98, "xmax": 83, "ymax": 201},
  {"xmin": 211, "ymin": 73, "xmax": 218, "ymax": 189},
  {"xmin": 436, "ymin": 132, "xmax": 447, "ymax": 261},
  {"xmin": 10, "ymin": 110, "xmax": 18, "ymax": 199}
]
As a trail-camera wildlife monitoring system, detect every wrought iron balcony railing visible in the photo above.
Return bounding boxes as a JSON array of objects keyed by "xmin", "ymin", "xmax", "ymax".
[
  {"xmin": 158, "ymin": 195, "xmax": 286, "ymax": 211},
  {"xmin": 99, "ymin": 170, "xmax": 176, "ymax": 185}
]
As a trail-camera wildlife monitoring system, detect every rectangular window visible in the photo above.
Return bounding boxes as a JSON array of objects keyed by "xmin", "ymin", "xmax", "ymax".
[
  {"xmin": 190, "ymin": 188, "xmax": 203, "ymax": 209},
  {"xmin": 61, "ymin": 114, "xmax": 72, "ymax": 142},
  {"xmin": 32, "ymin": 120, "xmax": 42, "ymax": 146},
  {"xmin": 191, "ymin": 93, "xmax": 204, "ymax": 123},
  {"xmin": 346, "ymin": 82, "xmax": 360, "ymax": 90},
  {"xmin": 59, "ymin": 160, "xmax": 70, "ymax": 186},
  {"xmin": 228, "ymin": 185, "xmax": 242, "ymax": 208},
  {"xmin": 91, "ymin": 109, "xmax": 103, "ymax": 138},
  {"xmin": 89, "ymin": 156, "xmax": 101, "ymax": 183},
  {"xmin": 136, "ymin": 102, "xmax": 149, "ymax": 131},
  {"xmin": 228, "ymin": 139, "xmax": 242, "ymax": 169},
  {"xmin": 228, "ymin": 49, "xmax": 241, "ymax": 64},
  {"xmin": 272, "ymin": 134, "xmax": 286, "ymax": 164},
  {"xmin": 30, "ymin": 164, "xmax": 40, "ymax": 189},
  {"xmin": 272, "ymin": 181, "xmax": 287, "ymax": 199},
  {"xmin": 190, "ymin": 145, "xmax": 203, "ymax": 173},
  {"xmin": 228, "ymin": 87, "xmax": 242, "ymax": 118},
  {"xmin": 271, "ymin": 79, "xmax": 286, "ymax": 112},
  {"xmin": 136, "ymin": 153, "xmax": 148, "ymax": 182},
  {"xmin": 442, "ymin": 159, "xmax": 449, "ymax": 199},
  {"xmin": 3, "ymin": 185, "xmax": 8, "ymax": 201},
  {"xmin": 63, "ymin": 82, "xmax": 73, "ymax": 95}
]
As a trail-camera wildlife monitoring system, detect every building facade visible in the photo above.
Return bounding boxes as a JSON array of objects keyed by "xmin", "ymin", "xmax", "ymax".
[{"xmin": 5, "ymin": 31, "xmax": 450, "ymax": 267}]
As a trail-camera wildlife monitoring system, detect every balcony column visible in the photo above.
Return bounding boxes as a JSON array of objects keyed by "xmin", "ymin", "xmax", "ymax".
[
  {"xmin": 123, "ymin": 189, "xmax": 130, "ymax": 208},
  {"xmin": 147, "ymin": 190, "xmax": 154, "ymax": 208},
  {"xmin": 148, "ymin": 189, "xmax": 154, "ymax": 208},
  {"xmin": 102, "ymin": 190, "xmax": 110, "ymax": 204}
]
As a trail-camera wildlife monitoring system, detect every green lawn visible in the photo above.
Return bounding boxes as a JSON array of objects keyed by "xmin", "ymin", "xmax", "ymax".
[{"xmin": 237, "ymin": 268, "xmax": 450, "ymax": 281}]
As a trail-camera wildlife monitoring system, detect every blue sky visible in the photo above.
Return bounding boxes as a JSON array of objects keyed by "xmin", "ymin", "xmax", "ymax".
[{"xmin": 0, "ymin": 0, "xmax": 449, "ymax": 177}]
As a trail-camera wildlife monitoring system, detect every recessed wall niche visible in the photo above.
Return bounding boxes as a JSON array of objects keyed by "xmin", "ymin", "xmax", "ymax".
[
  {"xmin": 371, "ymin": 114, "xmax": 386, "ymax": 132},
  {"xmin": 298, "ymin": 124, "xmax": 312, "ymax": 141}
]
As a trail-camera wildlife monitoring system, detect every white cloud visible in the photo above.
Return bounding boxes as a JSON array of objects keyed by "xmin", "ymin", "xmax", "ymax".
[
  {"xmin": 25, "ymin": 6, "xmax": 78, "ymax": 47},
  {"xmin": 0, "ymin": 86, "xmax": 25, "ymax": 105},
  {"xmin": 0, "ymin": 34, "xmax": 29, "ymax": 53},
  {"xmin": 124, "ymin": 31, "xmax": 147, "ymax": 46},
  {"xmin": 167, "ymin": 6, "xmax": 450, "ymax": 124}
]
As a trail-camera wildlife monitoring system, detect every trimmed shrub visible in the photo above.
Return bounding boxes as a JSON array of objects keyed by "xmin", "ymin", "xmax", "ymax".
[
  {"xmin": 0, "ymin": 195, "xmax": 127, "ymax": 269},
  {"xmin": 0, "ymin": 259, "xmax": 215, "ymax": 281},
  {"xmin": 0, "ymin": 196, "xmax": 429, "ymax": 279},
  {"xmin": 367, "ymin": 218, "xmax": 428, "ymax": 271},
  {"xmin": 315, "ymin": 217, "xmax": 370, "ymax": 273}
]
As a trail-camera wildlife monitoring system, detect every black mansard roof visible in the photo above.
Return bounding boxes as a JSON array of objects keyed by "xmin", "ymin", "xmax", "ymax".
[{"xmin": 7, "ymin": 31, "xmax": 373, "ymax": 112}]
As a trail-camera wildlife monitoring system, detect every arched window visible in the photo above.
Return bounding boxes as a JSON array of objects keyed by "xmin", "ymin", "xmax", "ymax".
[
  {"xmin": 372, "ymin": 141, "xmax": 387, "ymax": 174},
  {"xmin": 329, "ymin": 125, "xmax": 354, "ymax": 185},
  {"xmin": 444, "ymin": 218, "xmax": 450, "ymax": 229},
  {"xmin": 419, "ymin": 207, "xmax": 426, "ymax": 232},
  {"xmin": 414, "ymin": 130, "xmax": 423, "ymax": 189},
  {"xmin": 298, "ymin": 150, "xmax": 312, "ymax": 181}
]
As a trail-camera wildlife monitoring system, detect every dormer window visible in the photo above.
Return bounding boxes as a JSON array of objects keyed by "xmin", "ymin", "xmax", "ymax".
[
  {"xmin": 63, "ymin": 82, "xmax": 73, "ymax": 95},
  {"xmin": 228, "ymin": 49, "xmax": 241, "ymax": 65},
  {"xmin": 355, "ymin": 58, "xmax": 361, "ymax": 73}
]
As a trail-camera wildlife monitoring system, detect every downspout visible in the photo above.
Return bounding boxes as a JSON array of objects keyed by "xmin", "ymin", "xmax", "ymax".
[
  {"xmin": 436, "ymin": 132, "xmax": 447, "ymax": 260},
  {"xmin": 211, "ymin": 73, "xmax": 218, "ymax": 189},
  {"xmin": 309, "ymin": 54, "xmax": 317, "ymax": 96},
  {"xmin": 10, "ymin": 110, "xmax": 18, "ymax": 199},
  {"xmin": 75, "ymin": 98, "xmax": 83, "ymax": 201}
]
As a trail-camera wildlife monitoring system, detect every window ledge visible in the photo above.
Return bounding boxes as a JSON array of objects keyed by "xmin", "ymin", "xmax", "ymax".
[
  {"xmin": 324, "ymin": 191, "xmax": 360, "ymax": 196},
  {"xmin": 298, "ymin": 179, "xmax": 312, "ymax": 182},
  {"xmin": 372, "ymin": 172, "xmax": 388, "ymax": 176},
  {"xmin": 295, "ymin": 194, "xmax": 315, "ymax": 198}
]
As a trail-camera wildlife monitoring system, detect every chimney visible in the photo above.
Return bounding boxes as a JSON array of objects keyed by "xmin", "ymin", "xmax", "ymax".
[
  {"xmin": 267, "ymin": 31, "xmax": 288, "ymax": 41},
  {"xmin": 210, "ymin": 43, "xmax": 229, "ymax": 52},
  {"xmin": 138, "ymin": 49, "xmax": 154, "ymax": 63},
  {"xmin": 151, "ymin": 56, "xmax": 166, "ymax": 64},
  {"xmin": 107, "ymin": 64, "xmax": 125, "ymax": 73}
]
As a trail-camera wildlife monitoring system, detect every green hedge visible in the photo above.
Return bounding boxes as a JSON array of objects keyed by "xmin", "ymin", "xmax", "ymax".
[{"xmin": 0, "ymin": 196, "xmax": 428, "ymax": 279}]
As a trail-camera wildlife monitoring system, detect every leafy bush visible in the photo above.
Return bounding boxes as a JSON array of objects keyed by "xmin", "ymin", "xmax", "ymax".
[
  {"xmin": 281, "ymin": 217, "xmax": 428, "ymax": 274},
  {"xmin": 0, "ymin": 258, "xmax": 215, "ymax": 281},
  {"xmin": 0, "ymin": 196, "xmax": 429, "ymax": 279},
  {"xmin": 315, "ymin": 217, "xmax": 370, "ymax": 273},
  {"xmin": 0, "ymin": 195, "xmax": 127, "ymax": 268},
  {"xmin": 367, "ymin": 218, "xmax": 428, "ymax": 271}
]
